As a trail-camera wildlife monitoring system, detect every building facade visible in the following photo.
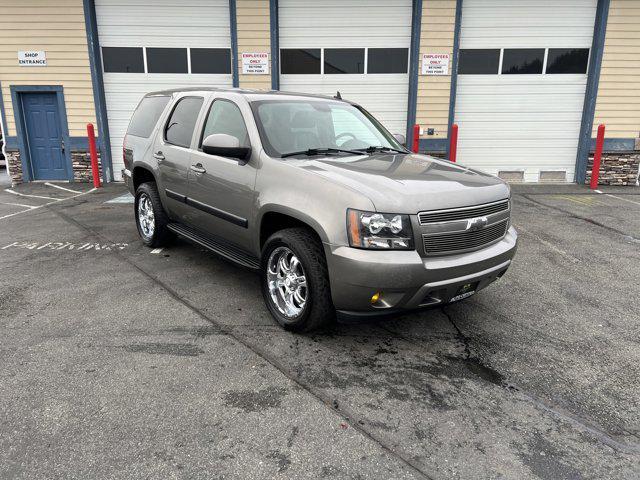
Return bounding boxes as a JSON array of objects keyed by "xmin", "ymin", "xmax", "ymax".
[{"xmin": 1, "ymin": 0, "xmax": 638, "ymax": 185}]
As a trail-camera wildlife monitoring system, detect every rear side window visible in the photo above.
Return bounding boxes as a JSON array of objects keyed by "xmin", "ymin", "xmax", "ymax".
[
  {"xmin": 128, "ymin": 96, "xmax": 171, "ymax": 138},
  {"xmin": 164, "ymin": 97, "xmax": 204, "ymax": 148}
]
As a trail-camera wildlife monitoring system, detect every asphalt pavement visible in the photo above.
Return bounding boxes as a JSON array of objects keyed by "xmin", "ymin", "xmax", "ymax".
[{"xmin": 0, "ymin": 179, "xmax": 638, "ymax": 479}]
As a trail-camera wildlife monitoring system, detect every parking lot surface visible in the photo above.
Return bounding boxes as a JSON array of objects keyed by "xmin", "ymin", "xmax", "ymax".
[{"xmin": 0, "ymin": 177, "xmax": 639, "ymax": 479}]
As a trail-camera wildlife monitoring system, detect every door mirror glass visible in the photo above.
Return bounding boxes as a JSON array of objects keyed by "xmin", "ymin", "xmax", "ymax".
[
  {"xmin": 393, "ymin": 133, "xmax": 406, "ymax": 146},
  {"xmin": 202, "ymin": 134, "xmax": 251, "ymax": 160}
]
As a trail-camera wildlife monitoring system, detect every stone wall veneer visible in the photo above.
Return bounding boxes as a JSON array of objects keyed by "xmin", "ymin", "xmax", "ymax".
[
  {"xmin": 4, "ymin": 149, "xmax": 102, "ymax": 185},
  {"xmin": 585, "ymin": 151, "xmax": 640, "ymax": 186}
]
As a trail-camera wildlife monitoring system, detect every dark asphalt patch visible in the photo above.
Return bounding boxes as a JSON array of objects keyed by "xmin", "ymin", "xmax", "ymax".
[
  {"xmin": 122, "ymin": 342, "xmax": 204, "ymax": 357},
  {"xmin": 223, "ymin": 387, "xmax": 289, "ymax": 412}
]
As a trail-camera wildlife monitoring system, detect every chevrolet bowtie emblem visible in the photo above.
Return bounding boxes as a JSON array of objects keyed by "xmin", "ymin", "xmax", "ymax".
[{"xmin": 466, "ymin": 216, "xmax": 488, "ymax": 232}]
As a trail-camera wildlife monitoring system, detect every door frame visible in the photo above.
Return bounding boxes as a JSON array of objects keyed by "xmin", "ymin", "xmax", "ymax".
[{"xmin": 10, "ymin": 85, "xmax": 73, "ymax": 182}]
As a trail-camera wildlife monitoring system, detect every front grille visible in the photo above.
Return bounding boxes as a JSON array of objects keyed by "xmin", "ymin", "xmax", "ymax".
[
  {"xmin": 423, "ymin": 219, "xmax": 509, "ymax": 255},
  {"xmin": 418, "ymin": 199, "xmax": 509, "ymax": 224}
]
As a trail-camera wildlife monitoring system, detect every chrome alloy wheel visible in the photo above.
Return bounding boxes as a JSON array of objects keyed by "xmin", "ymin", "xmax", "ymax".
[
  {"xmin": 137, "ymin": 193, "xmax": 155, "ymax": 239},
  {"xmin": 267, "ymin": 246, "xmax": 308, "ymax": 318}
]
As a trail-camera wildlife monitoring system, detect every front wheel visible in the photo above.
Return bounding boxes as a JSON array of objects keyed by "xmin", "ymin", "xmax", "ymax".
[{"xmin": 261, "ymin": 228, "xmax": 335, "ymax": 332}]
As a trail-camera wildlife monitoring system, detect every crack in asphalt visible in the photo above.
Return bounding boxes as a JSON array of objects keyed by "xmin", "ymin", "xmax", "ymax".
[{"xmin": 45, "ymin": 203, "xmax": 435, "ymax": 480}]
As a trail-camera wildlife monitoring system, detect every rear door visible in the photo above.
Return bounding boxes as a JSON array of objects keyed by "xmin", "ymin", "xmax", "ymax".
[
  {"xmin": 155, "ymin": 95, "xmax": 205, "ymax": 219},
  {"xmin": 187, "ymin": 95, "xmax": 257, "ymax": 251}
]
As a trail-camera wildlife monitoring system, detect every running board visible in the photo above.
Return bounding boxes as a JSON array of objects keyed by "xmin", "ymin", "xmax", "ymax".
[{"xmin": 167, "ymin": 223, "xmax": 260, "ymax": 270}]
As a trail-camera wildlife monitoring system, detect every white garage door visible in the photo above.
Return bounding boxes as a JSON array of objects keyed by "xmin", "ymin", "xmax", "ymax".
[
  {"xmin": 96, "ymin": 0, "xmax": 233, "ymax": 180},
  {"xmin": 454, "ymin": 0, "xmax": 597, "ymax": 182},
  {"xmin": 279, "ymin": 0, "xmax": 412, "ymax": 136}
]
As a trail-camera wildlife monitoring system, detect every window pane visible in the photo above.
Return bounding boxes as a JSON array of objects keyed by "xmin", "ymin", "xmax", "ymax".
[
  {"xmin": 147, "ymin": 48, "xmax": 188, "ymax": 74},
  {"xmin": 201, "ymin": 100, "xmax": 249, "ymax": 147},
  {"xmin": 102, "ymin": 47, "xmax": 144, "ymax": 73},
  {"xmin": 165, "ymin": 97, "xmax": 204, "ymax": 148},
  {"xmin": 502, "ymin": 49, "xmax": 544, "ymax": 74},
  {"xmin": 331, "ymin": 108, "xmax": 380, "ymax": 146},
  {"xmin": 191, "ymin": 48, "xmax": 231, "ymax": 74},
  {"xmin": 324, "ymin": 49, "xmax": 364, "ymax": 74},
  {"xmin": 128, "ymin": 96, "xmax": 170, "ymax": 138},
  {"xmin": 368, "ymin": 48, "xmax": 408, "ymax": 74},
  {"xmin": 281, "ymin": 49, "xmax": 321, "ymax": 74},
  {"xmin": 458, "ymin": 49, "xmax": 500, "ymax": 74},
  {"xmin": 546, "ymin": 48, "xmax": 589, "ymax": 74}
]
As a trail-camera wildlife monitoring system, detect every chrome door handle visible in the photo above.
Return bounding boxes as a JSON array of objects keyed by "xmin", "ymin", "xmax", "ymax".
[
  {"xmin": 190, "ymin": 163, "xmax": 206, "ymax": 174},
  {"xmin": 153, "ymin": 151, "xmax": 165, "ymax": 161}
]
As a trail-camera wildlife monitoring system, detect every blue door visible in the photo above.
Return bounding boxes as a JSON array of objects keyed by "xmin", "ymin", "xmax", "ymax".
[{"xmin": 22, "ymin": 92, "xmax": 68, "ymax": 180}]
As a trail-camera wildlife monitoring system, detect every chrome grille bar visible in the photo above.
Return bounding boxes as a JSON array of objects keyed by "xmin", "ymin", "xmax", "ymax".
[{"xmin": 418, "ymin": 199, "xmax": 509, "ymax": 225}]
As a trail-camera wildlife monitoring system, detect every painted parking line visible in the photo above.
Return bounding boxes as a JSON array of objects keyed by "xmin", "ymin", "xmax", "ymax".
[
  {"xmin": 594, "ymin": 191, "xmax": 640, "ymax": 207},
  {"xmin": 5, "ymin": 189, "xmax": 57, "ymax": 201},
  {"xmin": 105, "ymin": 192, "xmax": 134, "ymax": 204},
  {"xmin": 44, "ymin": 182, "xmax": 82, "ymax": 194},
  {"xmin": 551, "ymin": 195, "xmax": 608, "ymax": 206},
  {"xmin": 150, "ymin": 248, "xmax": 164, "ymax": 254},
  {"xmin": 0, "ymin": 188, "xmax": 97, "ymax": 221},
  {"xmin": 1, "ymin": 240, "xmax": 128, "ymax": 252},
  {"xmin": 1, "ymin": 202, "xmax": 38, "ymax": 209}
]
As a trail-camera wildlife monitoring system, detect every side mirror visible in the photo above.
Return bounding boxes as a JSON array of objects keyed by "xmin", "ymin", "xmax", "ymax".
[
  {"xmin": 393, "ymin": 133, "xmax": 406, "ymax": 146},
  {"xmin": 202, "ymin": 134, "xmax": 251, "ymax": 161}
]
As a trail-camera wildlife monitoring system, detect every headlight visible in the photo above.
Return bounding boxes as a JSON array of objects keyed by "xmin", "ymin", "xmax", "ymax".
[{"xmin": 347, "ymin": 209, "xmax": 414, "ymax": 250}]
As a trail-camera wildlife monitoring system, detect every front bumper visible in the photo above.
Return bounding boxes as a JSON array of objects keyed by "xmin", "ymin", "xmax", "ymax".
[{"xmin": 325, "ymin": 226, "xmax": 518, "ymax": 314}]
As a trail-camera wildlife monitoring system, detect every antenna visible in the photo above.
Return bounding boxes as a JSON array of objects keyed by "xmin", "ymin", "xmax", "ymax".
[{"xmin": 334, "ymin": 91, "xmax": 342, "ymax": 100}]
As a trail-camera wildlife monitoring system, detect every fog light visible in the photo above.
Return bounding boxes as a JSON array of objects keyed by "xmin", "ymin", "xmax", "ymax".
[{"xmin": 370, "ymin": 292, "xmax": 382, "ymax": 304}]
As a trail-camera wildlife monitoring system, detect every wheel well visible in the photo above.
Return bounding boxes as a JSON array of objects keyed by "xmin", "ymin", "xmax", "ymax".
[
  {"xmin": 132, "ymin": 166, "xmax": 156, "ymax": 191},
  {"xmin": 259, "ymin": 212, "xmax": 322, "ymax": 249}
]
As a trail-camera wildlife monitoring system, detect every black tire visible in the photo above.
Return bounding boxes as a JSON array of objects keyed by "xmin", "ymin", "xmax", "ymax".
[
  {"xmin": 261, "ymin": 228, "xmax": 336, "ymax": 332},
  {"xmin": 134, "ymin": 182, "xmax": 171, "ymax": 248}
]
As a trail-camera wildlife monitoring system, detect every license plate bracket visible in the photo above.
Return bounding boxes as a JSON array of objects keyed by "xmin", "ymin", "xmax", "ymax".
[{"xmin": 449, "ymin": 282, "xmax": 478, "ymax": 303}]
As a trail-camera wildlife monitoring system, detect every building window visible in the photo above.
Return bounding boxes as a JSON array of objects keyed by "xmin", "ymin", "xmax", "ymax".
[
  {"xmin": 191, "ymin": 48, "xmax": 231, "ymax": 74},
  {"xmin": 367, "ymin": 48, "xmax": 408, "ymax": 74},
  {"xmin": 164, "ymin": 97, "xmax": 204, "ymax": 148},
  {"xmin": 546, "ymin": 48, "xmax": 589, "ymax": 74},
  {"xmin": 280, "ymin": 49, "xmax": 321, "ymax": 74},
  {"xmin": 324, "ymin": 48, "xmax": 364, "ymax": 74},
  {"xmin": 147, "ymin": 48, "xmax": 188, "ymax": 74},
  {"xmin": 458, "ymin": 49, "xmax": 500, "ymax": 74},
  {"xmin": 501, "ymin": 49, "xmax": 544, "ymax": 74},
  {"xmin": 102, "ymin": 47, "xmax": 144, "ymax": 73}
]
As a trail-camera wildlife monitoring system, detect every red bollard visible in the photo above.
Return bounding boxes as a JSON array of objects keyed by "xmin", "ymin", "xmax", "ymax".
[
  {"xmin": 412, "ymin": 124, "xmax": 420, "ymax": 153},
  {"xmin": 86, "ymin": 123, "xmax": 101, "ymax": 188},
  {"xmin": 590, "ymin": 124, "xmax": 605, "ymax": 190},
  {"xmin": 449, "ymin": 123, "xmax": 458, "ymax": 163}
]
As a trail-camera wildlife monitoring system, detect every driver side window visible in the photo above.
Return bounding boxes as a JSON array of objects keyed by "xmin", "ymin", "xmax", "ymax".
[
  {"xmin": 331, "ymin": 108, "xmax": 379, "ymax": 146},
  {"xmin": 201, "ymin": 99, "xmax": 250, "ymax": 147}
]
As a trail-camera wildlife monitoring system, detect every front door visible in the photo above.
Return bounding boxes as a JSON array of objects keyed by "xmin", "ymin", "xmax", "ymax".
[
  {"xmin": 188, "ymin": 97, "xmax": 257, "ymax": 251},
  {"xmin": 22, "ymin": 92, "xmax": 68, "ymax": 180}
]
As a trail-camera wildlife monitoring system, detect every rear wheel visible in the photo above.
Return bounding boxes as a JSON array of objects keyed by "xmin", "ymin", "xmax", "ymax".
[
  {"xmin": 261, "ymin": 228, "xmax": 335, "ymax": 332},
  {"xmin": 135, "ymin": 182, "xmax": 171, "ymax": 247}
]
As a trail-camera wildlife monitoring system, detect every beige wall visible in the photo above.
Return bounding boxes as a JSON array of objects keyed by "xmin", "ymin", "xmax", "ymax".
[
  {"xmin": 0, "ymin": 0, "xmax": 96, "ymax": 138},
  {"xmin": 416, "ymin": 0, "xmax": 456, "ymax": 141},
  {"xmin": 237, "ymin": 0, "xmax": 272, "ymax": 89},
  {"xmin": 593, "ymin": 0, "xmax": 640, "ymax": 139}
]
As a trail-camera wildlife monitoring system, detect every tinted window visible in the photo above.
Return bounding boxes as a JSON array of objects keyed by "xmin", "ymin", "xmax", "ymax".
[
  {"xmin": 280, "ymin": 49, "xmax": 321, "ymax": 74},
  {"xmin": 502, "ymin": 49, "xmax": 544, "ymax": 74},
  {"xmin": 191, "ymin": 48, "xmax": 231, "ymax": 74},
  {"xmin": 546, "ymin": 48, "xmax": 589, "ymax": 74},
  {"xmin": 147, "ymin": 48, "xmax": 188, "ymax": 73},
  {"xmin": 128, "ymin": 96, "xmax": 171, "ymax": 138},
  {"xmin": 324, "ymin": 49, "xmax": 364, "ymax": 74},
  {"xmin": 102, "ymin": 47, "xmax": 144, "ymax": 73},
  {"xmin": 368, "ymin": 48, "xmax": 408, "ymax": 74},
  {"xmin": 458, "ymin": 49, "xmax": 500, "ymax": 74},
  {"xmin": 201, "ymin": 100, "xmax": 249, "ymax": 147},
  {"xmin": 165, "ymin": 97, "xmax": 204, "ymax": 147}
]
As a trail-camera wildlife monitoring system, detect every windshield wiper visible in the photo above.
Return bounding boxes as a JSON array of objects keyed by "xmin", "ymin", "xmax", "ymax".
[
  {"xmin": 357, "ymin": 145, "xmax": 408, "ymax": 155},
  {"xmin": 281, "ymin": 147, "xmax": 362, "ymax": 158}
]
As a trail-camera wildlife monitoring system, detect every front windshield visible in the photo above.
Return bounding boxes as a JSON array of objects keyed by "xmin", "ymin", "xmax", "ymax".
[{"xmin": 250, "ymin": 99, "xmax": 405, "ymax": 158}]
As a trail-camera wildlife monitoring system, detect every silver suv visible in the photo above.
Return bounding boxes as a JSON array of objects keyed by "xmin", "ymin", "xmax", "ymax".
[{"xmin": 123, "ymin": 88, "xmax": 517, "ymax": 331}]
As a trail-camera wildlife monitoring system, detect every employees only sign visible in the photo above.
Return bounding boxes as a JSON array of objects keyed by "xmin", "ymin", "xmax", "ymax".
[
  {"xmin": 242, "ymin": 53, "xmax": 269, "ymax": 74},
  {"xmin": 421, "ymin": 53, "xmax": 449, "ymax": 75}
]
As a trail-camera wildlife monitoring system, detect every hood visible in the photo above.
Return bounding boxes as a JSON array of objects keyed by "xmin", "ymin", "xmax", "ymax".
[{"xmin": 295, "ymin": 152, "xmax": 510, "ymax": 213}]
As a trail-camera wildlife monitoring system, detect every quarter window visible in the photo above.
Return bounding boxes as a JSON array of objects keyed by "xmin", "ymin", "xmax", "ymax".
[
  {"xmin": 324, "ymin": 49, "xmax": 365, "ymax": 74},
  {"xmin": 165, "ymin": 97, "xmax": 204, "ymax": 148},
  {"xmin": 102, "ymin": 47, "xmax": 144, "ymax": 73},
  {"xmin": 147, "ymin": 48, "xmax": 188, "ymax": 74},
  {"xmin": 546, "ymin": 48, "xmax": 589, "ymax": 74},
  {"xmin": 201, "ymin": 100, "xmax": 249, "ymax": 147},
  {"xmin": 280, "ymin": 49, "xmax": 321, "ymax": 74},
  {"xmin": 458, "ymin": 49, "xmax": 500, "ymax": 74},
  {"xmin": 128, "ymin": 96, "xmax": 171, "ymax": 138},
  {"xmin": 191, "ymin": 48, "xmax": 231, "ymax": 74},
  {"xmin": 368, "ymin": 48, "xmax": 408, "ymax": 74},
  {"xmin": 501, "ymin": 49, "xmax": 544, "ymax": 74}
]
